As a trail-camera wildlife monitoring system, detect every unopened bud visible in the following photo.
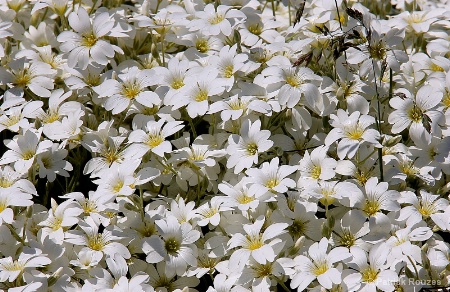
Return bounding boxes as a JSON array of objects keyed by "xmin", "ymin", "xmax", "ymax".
[
  {"xmin": 48, "ymin": 267, "xmax": 63, "ymax": 287},
  {"xmin": 26, "ymin": 206, "xmax": 33, "ymax": 218}
]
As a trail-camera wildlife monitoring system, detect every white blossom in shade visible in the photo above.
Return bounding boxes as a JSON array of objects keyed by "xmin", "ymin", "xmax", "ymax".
[
  {"xmin": 305, "ymin": 180, "xmax": 362, "ymax": 208},
  {"xmin": 325, "ymin": 109, "xmax": 381, "ymax": 159},
  {"xmin": 284, "ymin": 237, "xmax": 351, "ymax": 291},
  {"xmin": 188, "ymin": 4, "xmax": 246, "ymax": 36},
  {"xmin": 227, "ymin": 215, "xmax": 288, "ymax": 271},
  {"xmin": 397, "ymin": 190, "xmax": 449, "ymax": 226},
  {"xmin": 94, "ymin": 159, "xmax": 160, "ymax": 198},
  {"xmin": 0, "ymin": 187, "xmax": 34, "ymax": 226},
  {"xmin": 208, "ymin": 94, "xmax": 271, "ymax": 122},
  {"xmin": 0, "ymin": 58, "xmax": 56, "ymax": 98},
  {"xmin": 36, "ymin": 145, "xmax": 73, "ymax": 182},
  {"xmin": 385, "ymin": 224, "xmax": 433, "ymax": 267},
  {"xmin": 388, "ymin": 85, "xmax": 443, "ymax": 142},
  {"xmin": 350, "ymin": 177, "xmax": 400, "ymax": 218},
  {"xmin": 262, "ymin": 63, "xmax": 321, "ymax": 109},
  {"xmin": 65, "ymin": 216, "xmax": 131, "ymax": 259},
  {"xmin": 0, "ymin": 129, "xmax": 53, "ymax": 174},
  {"xmin": 219, "ymin": 180, "xmax": 260, "ymax": 211},
  {"xmin": 57, "ymin": 7, "xmax": 123, "ymax": 69},
  {"xmin": 195, "ymin": 197, "xmax": 231, "ymax": 227},
  {"xmin": 146, "ymin": 262, "xmax": 200, "ymax": 291},
  {"xmin": 276, "ymin": 197, "xmax": 325, "ymax": 241},
  {"xmin": 126, "ymin": 119, "xmax": 184, "ymax": 158},
  {"xmin": 0, "ymin": 247, "xmax": 51, "ymax": 282},
  {"xmin": 94, "ymin": 67, "xmax": 160, "ymax": 115},
  {"xmin": 430, "ymin": 205, "xmax": 450, "ymax": 232},
  {"xmin": 299, "ymin": 146, "xmax": 337, "ymax": 181},
  {"xmin": 343, "ymin": 243, "xmax": 398, "ymax": 292},
  {"xmin": 69, "ymin": 249, "xmax": 103, "ymax": 270},
  {"xmin": 245, "ymin": 157, "xmax": 297, "ymax": 201},
  {"xmin": 141, "ymin": 215, "xmax": 200, "ymax": 276},
  {"xmin": 38, "ymin": 198, "xmax": 82, "ymax": 244},
  {"xmin": 0, "ymin": 165, "xmax": 37, "ymax": 197},
  {"xmin": 226, "ymin": 119, "xmax": 273, "ymax": 174},
  {"xmin": 0, "ymin": 100, "xmax": 43, "ymax": 133},
  {"xmin": 331, "ymin": 210, "xmax": 371, "ymax": 252},
  {"xmin": 168, "ymin": 197, "xmax": 197, "ymax": 224}
]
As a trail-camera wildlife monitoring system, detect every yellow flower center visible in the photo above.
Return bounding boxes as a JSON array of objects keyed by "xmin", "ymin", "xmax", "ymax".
[
  {"xmin": 286, "ymin": 75, "xmax": 301, "ymax": 88},
  {"xmin": 254, "ymin": 263, "xmax": 273, "ymax": 278},
  {"xmin": 363, "ymin": 199, "xmax": 380, "ymax": 217},
  {"xmin": 237, "ymin": 194, "xmax": 255, "ymax": 204},
  {"xmin": 248, "ymin": 24, "xmax": 262, "ymax": 35},
  {"xmin": 399, "ymin": 161, "xmax": 419, "ymax": 177},
  {"xmin": 361, "ymin": 267, "xmax": 379, "ymax": 282},
  {"xmin": 288, "ymin": 219, "xmax": 307, "ymax": 237},
  {"xmin": 246, "ymin": 142, "xmax": 258, "ymax": 155},
  {"xmin": 442, "ymin": 90, "xmax": 450, "ymax": 110},
  {"xmin": 223, "ymin": 65, "xmax": 234, "ymax": 78},
  {"xmin": 81, "ymin": 32, "xmax": 98, "ymax": 48},
  {"xmin": 319, "ymin": 188, "xmax": 336, "ymax": 206},
  {"xmin": 195, "ymin": 39, "xmax": 209, "ymax": 53},
  {"xmin": 355, "ymin": 169, "xmax": 371, "ymax": 186},
  {"xmin": 14, "ymin": 69, "xmax": 32, "ymax": 87},
  {"xmin": 339, "ymin": 229, "xmax": 356, "ymax": 248},
  {"xmin": 201, "ymin": 207, "xmax": 218, "ymax": 218},
  {"xmin": 265, "ymin": 178, "xmax": 279, "ymax": 189},
  {"xmin": 0, "ymin": 199, "xmax": 8, "ymax": 212},
  {"xmin": 86, "ymin": 74, "xmax": 101, "ymax": 87},
  {"xmin": 41, "ymin": 111, "xmax": 60, "ymax": 124},
  {"xmin": 171, "ymin": 78, "xmax": 184, "ymax": 90},
  {"xmin": 102, "ymin": 148, "xmax": 122, "ymax": 165},
  {"xmin": 121, "ymin": 82, "xmax": 141, "ymax": 99},
  {"xmin": 40, "ymin": 157, "xmax": 53, "ymax": 169},
  {"xmin": 408, "ymin": 106, "xmax": 423, "ymax": 123},
  {"xmin": 246, "ymin": 234, "xmax": 264, "ymax": 250},
  {"xmin": 146, "ymin": 133, "xmax": 164, "ymax": 148},
  {"xmin": 81, "ymin": 199, "xmax": 97, "ymax": 214},
  {"xmin": 0, "ymin": 178, "xmax": 14, "ymax": 188},
  {"xmin": 311, "ymin": 165, "xmax": 321, "ymax": 180},
  {"xmin": 112, "ymin": 181, "xmax": 124, "ymax": 193},
  {"xmin": 22, "ymin": 150, "xmax": 35, "ymax": 160},
  {"xmin": 198, "ymin": 255, "xmax": 218, "ymax": 270},
  {"xmin": 87, "ymin": 234, "xmax": 109, "ymax": 251},
  {"xmin": 431, "ymin": 63, "xmax": 444, "ymax": 72},
  {"xmin": 164, "ymin": 237, "xmax": 181, "ymax": 255},
  {"xmin": 345, "ymin": 124, "xmax": 365, "ymax": 140},
  {"xmin": 312, "ymin": 260, "xmax": 329, "ymax": 276},
  {"xmin": 418, "ymin": 201, "xmax": 436, "ymax": 217},
  {"xmin": 194, "ymin": 89, "xmax": 209, "ymax": 102},
  {"xmin": 208, "ymin": 14, "xmax": 224, "ymax": 25},
  {"xmin": 137, "ymin": 222, "xmax": 157, "ymax": 237},
  {"xmin": 1, "ymin": 115, "xmax": 21, "ymax": 127},
  {"xmin": 368, "ymin": 41, "xmax": 387, "ymax": 60}
]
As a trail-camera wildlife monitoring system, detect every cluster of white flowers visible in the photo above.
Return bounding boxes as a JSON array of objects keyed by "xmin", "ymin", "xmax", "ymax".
[{"xmin": 2, "ymin": 0, "xmax": 450, "ymax": 291}]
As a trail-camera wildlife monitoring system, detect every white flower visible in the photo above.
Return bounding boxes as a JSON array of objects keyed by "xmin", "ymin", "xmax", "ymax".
[
  {"xmin": 226, "ymin": 119, "xmax": 273, "ymax": 174},
  {"xmin": 227, "ymin": 215, "xmax": 288, "ymax": 271},
  {"xmin": 287, "ymin": 237, "xmax": 351, "ymax": 291},
  {"xmin": 246, "ymin": 157, "xmax": 297, "ymax": 201},
  {"xmin": 127, "ymin": 119, "xmax": 184, "ymax": 157},
  {"xmin": 389, "ymin": 85, "xmax": 443, "ymax": 142},
  {"xmin": 343, "ymin": 243, "xmax": 399, "ymax": 292},
  {"xmin": 57, "ymin": 7, "xmax": 123, "ymax": 69},
  {"xmin": 0, "ymin": 247, "xmax": 51, "ymax": 282},
  {"xmin": 94, "ymin": 67, "xmax": 160, "ymax": 115},
  {"xmin": 188, "ymin": 4, "xmax": 246, "ymax": 36},
  {"xmin": 299, "ymin": 146, "xmax": 337, "ymax": 181},
  {"xmin": 325, "ymin": 109, "xmax": 380, "ymax": 159},
  {"xmin": 142, "ymin": 215, "xmax": 200, "ymax": 276},
  {"xmin": 262, "ymin": 64, "xmax": 321, "ymax": 109}
]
